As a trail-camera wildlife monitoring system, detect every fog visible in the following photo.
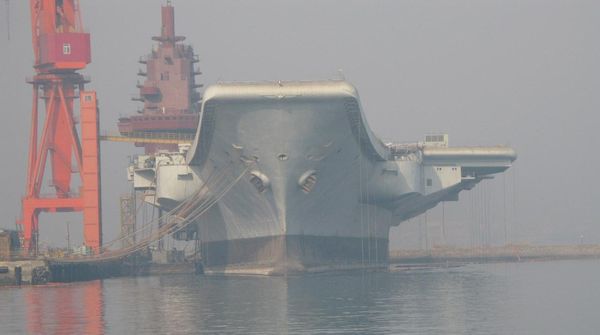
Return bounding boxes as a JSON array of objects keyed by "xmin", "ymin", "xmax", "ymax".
[{"xmin": 0, "ymin": 0, "xmax": 598, "ymax": 249}]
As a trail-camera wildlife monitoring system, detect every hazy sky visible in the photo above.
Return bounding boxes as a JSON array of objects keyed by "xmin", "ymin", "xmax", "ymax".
[{"xmin": 0, "ymin": 0, "xmax": 598, "ymax": 248}]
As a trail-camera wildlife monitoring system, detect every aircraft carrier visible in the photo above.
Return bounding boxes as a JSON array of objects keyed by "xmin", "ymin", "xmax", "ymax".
[{"xmin": 127, "ymin": 80, "xmax": 516, "ymax": 275}]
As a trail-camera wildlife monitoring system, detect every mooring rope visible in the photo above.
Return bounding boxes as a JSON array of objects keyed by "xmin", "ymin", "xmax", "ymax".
[
  {"xmin": 98, "ymin": 162, "xmax": 231, "ymax": 252},
  {"xmin": 51, "ymin": 160, "xmax": 254, "ymax": 263}
]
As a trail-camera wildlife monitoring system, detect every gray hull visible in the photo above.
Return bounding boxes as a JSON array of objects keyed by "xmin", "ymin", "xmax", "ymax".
[
  {"xmin": 132, "ymin": 80, "xmax": 516, "ymax": 275},
  {"xmin": 201, "ymin": 235, "xmax": 388, "ymax": 275}
]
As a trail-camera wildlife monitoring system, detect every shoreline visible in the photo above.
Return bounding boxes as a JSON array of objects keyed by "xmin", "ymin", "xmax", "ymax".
[
  {"xmin": 3, "ymin": 244, "xmax": 600, "ymax": 286},
  {"xmin": 389, "ymin": 244, "xmax": 600, "ymax": 264}
]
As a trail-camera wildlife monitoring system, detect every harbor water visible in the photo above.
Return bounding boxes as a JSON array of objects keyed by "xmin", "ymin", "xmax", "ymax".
[{"xmin": 1, "ymin": 259, "xmax": 600, "ymax": 334}]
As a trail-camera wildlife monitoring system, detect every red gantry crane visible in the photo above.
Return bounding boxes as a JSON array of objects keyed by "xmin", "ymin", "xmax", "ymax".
[{"xmin": 19, "ymin": 0, "xmax": 101, "ymax": 254}]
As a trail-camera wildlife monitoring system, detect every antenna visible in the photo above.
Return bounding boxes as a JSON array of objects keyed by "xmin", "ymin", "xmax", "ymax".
[{"xmin": 4, "ymin": 0, "xmax": 9, "ymax": 40}]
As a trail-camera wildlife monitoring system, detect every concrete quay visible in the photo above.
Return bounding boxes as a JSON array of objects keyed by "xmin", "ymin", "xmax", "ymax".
[
  {"xmin": 0, "ymin": 259, "xmax": 49, "ymax": 286},
  {"xmin": 390, "ymin": 244, "xmax": 600, "ymax": 265}
]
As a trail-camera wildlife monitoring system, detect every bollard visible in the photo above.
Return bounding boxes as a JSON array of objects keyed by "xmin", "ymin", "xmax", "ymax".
[
  {"xmin": 194, "ymin": 261, "xmax": 204, "ymax": 275},
  {"xmin": 15, "ymin": 266, "xmax": 22, "ymax": 286}
]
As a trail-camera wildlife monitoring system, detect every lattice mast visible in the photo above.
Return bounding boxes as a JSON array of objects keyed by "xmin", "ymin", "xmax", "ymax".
[{"xmin": 20, "ymin": 0, "xmax": 101, "ymax": 254}]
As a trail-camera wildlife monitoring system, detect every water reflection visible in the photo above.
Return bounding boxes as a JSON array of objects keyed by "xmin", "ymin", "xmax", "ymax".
[
  {"xmin": 99, "ymin": 269, "xmax": 498, "ymax": 334},
  {"xmin": 14, "ymin": 270, "xmax": 496, "ymax": 334},
  {"xmin": 3, "ymin": 261, "xmax": 599, "ymax": 334},
  {"xmin": 24, "ymin": 281, "xmax": 105, "ymax": 335}
]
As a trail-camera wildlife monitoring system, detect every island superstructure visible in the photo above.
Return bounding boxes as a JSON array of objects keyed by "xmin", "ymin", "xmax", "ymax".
[
  {"xmin": 117, "ymin": 3, "xmax": 201, "ymax": 154},
  {"xmin": 127, "ymin": 80, "xmax": 517, "ymax": 275}
]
